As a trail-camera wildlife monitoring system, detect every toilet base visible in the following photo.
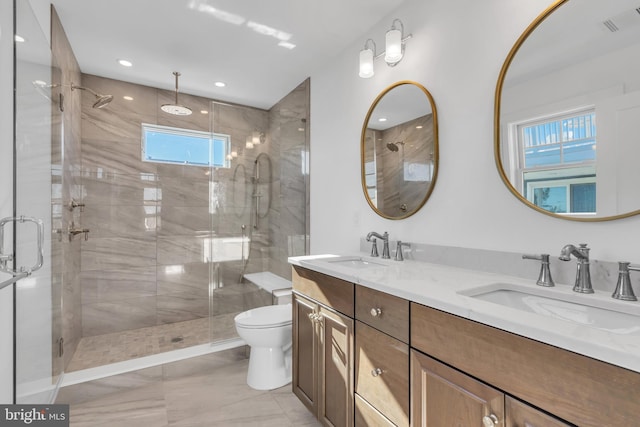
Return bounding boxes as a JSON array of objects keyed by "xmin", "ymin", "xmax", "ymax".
[{"xmin": 246, "ymin": 346, "xmax": 291, "ymax": 390}]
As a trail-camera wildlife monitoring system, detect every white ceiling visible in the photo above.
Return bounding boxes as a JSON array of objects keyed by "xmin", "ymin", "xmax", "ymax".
[{"xmin": 49, "ymin": 0, "xmax": 406, "ymax": 110}]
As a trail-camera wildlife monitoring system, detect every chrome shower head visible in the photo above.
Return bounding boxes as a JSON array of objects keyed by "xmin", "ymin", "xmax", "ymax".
[
  {"xmin": 161, "ymin": 71, "xmax": 192, "ymax": 116},
  {"xmin": 386, "ymin": 141, "xmax": 404, "ymax": 152},
  {"xmin": 71, "ymin": 84, "xmax": 113, "ymax": 109}
]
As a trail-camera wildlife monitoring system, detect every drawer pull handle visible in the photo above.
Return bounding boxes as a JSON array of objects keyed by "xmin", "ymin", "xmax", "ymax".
[
  {"xmin": 308, "ymin": 313, "xmax": 323, "ymax": 323},
  {"xmin": 371, "ymin": 368, "xmax": 383, "ymax": 377},
  {"xmin": 370, "ymin": 307, "xmax": 382, "ymax": 317},
  {"xmin": 482, "ymin": 414, "xmax": 499, "ymax": 427}
]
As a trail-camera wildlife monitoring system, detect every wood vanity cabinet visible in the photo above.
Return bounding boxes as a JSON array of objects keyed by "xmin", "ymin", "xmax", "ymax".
[
  {"xmin": 292, "ymin": 265, "xmax": 640, "ymax": 427},
  {"xmin": 411, "ymin": 302, "xmax": 640, "ymax": 427},
  {"xmin": 354, "ymin": 285, "xmax": 409, "ymax": 427},
  {"xmin": 411, "ymin": 350, "xmax": 504, "ymax": 426},
  {"xmin": 410, "ymin": 351, "xmax": 570, "ymax": 427},
  {"xmin": 292, "ymin": 266, "xmax": 355, "ymax": 427}
]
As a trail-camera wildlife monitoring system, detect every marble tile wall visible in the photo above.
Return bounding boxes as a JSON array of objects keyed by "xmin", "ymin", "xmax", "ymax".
[
  {"xmin": 78, "ymin": 74, "xmax": 305, "ymax": 339},
  {"xmin": 51, "ymin": 6, "xmax": 83, "ymax": 371},
  {"xmin": 379, "ymin": 114, "xmax": 435, "ymax": 216},
  {"xmin": 266, "ymin": 79, "xmax": 310, "ymax": 280}
]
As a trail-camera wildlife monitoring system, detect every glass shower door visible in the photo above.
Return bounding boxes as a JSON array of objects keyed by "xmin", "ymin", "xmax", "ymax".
[{"xmin": 12, "ymin": 0, "xmax": 63, "ymax": 403}]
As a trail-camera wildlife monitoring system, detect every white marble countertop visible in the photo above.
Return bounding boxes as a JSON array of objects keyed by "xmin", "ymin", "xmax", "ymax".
[{"xmin": 289, "ymin": 253, "xmax": 640, "ymax": 374}]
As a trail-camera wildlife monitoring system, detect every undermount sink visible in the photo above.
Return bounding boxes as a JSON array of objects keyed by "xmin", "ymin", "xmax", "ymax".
[
  {"xmin": 322, "ymin": 256, "xmax": 389, "ymax": 269},
  {"xmin": 301, "ymin": 255, "xmax": 389, "ymax": 270},
  {"xmin": 460, "ymin": 283, "xmax": 640, "ymax": 336}
]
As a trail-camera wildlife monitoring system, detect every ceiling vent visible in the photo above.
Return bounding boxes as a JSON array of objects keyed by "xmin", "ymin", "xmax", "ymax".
[{"xmin": 601, "ymin": 6, "xmax": 640, "ymax": 32}]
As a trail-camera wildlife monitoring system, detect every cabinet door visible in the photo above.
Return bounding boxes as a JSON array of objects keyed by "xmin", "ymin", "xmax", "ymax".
[
  {"xmin": 355, "ymin": 321, "xmax": 409, "ymax": 426},
  {"xmin": 505, "ymin": 397, "xmax": 572, "ymax": 427},
  {"xmin": 318, "ymin": 305, "xmax": 354, "ymax": 427},
  {"xmin": 293, "ymin": 293, "xmax": 318, "ymax": 415},
  {"xmin": 411, "ymin": 350, "xmax": 504, "ymax": 427}
]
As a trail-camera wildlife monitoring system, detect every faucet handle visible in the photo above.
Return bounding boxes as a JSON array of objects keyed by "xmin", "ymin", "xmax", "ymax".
[
  {"xmin": 395, "ymin": 241, "xmax": 411, "ymax": 261},
  {"xmin": 370, "ymin": 238, "xmax": 379, "ymax": 257},
  {"xmin": 522, "ymin": 254, "xmax": 555, "ymax": 287},
  {"xmin": 612, "ymin": 262, "xmax": 638, "ymax": 301}
]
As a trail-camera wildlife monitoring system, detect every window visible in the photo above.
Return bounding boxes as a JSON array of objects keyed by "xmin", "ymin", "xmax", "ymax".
[
  {"xmin": 142, "ymin": 123, "xmax": 230, "ymax": 168},
  {"xmin": 512, "ymin": 109, "xmax": 597, "ymax": 214}
]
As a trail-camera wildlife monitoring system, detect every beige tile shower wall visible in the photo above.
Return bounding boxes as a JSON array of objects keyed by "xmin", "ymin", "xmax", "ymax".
[
  {"xmin": 379, "ymin": 114, "xmax": 435, "ymax": 216},
  {"xmin": 51, "ymin": 6, "xmax": 83, "ymax": 370},
  {"xmin": 79, "ymin": 74, "xmax": 271, "ymax": 337},
  {"xmin": 267, "ymin": 79, "xmax": 310, "ymax": 280}
]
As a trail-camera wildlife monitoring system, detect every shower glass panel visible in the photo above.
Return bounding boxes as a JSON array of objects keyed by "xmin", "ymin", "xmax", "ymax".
[
  {"xmin": 209, "ymin": 79, "xmax": 309, "ymax": 313},
  {"xmin": 14, "ymin": 0, "xmax": 63, "ymax": 403}
]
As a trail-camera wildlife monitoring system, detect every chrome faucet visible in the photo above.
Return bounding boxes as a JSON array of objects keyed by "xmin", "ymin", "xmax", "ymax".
[
  {"xmin": 559, "ymin": 243, "xmax": 593, "ymax": 294},
  {"xmin": 395, "ymin": 241, "xmax": 411, "ymax": 261},
  {"xmin": 366, "ymin": 231, "xmax": 390, "ymax": 259},
  {"xmin": 369, "ymin": 238, "xmax": 379, "ymax": 257},
  {"xmin": 612, "ymin": 262, "xmax": 638, "ymax": 301},
  {"xmin": 522, "ymin": 254, "xmax": 554, "ymax": 287}
]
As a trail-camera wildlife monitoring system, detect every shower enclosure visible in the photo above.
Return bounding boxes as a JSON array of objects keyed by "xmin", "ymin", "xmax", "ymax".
[{"xmin": 8, "ymin": 1, "xmax": 309, "ymax": 403}]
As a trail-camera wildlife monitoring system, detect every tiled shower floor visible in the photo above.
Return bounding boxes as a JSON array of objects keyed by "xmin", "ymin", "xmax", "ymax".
[{"xmin": 67, "ymin": 312, "xmax": 238, "ymax": 372}]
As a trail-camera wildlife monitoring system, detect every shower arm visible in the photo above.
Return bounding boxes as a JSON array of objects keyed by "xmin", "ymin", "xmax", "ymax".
[{"xmin": 71, "ymin": 84, "xmax": 100, "ymax": 97}]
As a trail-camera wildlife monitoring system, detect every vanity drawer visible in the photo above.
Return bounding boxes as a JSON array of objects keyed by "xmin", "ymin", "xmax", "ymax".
[
  {"xmin": 355, "ymin": 394, "xmax": 394, "ymax": 427},
  {"xmin": 292, "ymin": 266, "xmax": 354, "ymax": 317},
  {"xmin": 355, "ymin": 285, "xmax": 409, "ymax": 343},
  {"xmin": 355, "ymin": 321, "xmax": 409, "ymax": 427}
]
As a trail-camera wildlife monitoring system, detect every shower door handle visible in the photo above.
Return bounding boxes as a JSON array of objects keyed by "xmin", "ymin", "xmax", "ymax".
[{"xmin": 0, "ymin": 216, "xmax": 45, "ymax": 290}]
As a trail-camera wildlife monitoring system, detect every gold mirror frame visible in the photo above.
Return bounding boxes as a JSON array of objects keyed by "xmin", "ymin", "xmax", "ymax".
[
  {"xmin": 494, "ymin": 0, "xmax": 640, "ymax": 222},
  {"xmin": 361, "ymin": 80, "xmax": 439, "ymax": 219}
]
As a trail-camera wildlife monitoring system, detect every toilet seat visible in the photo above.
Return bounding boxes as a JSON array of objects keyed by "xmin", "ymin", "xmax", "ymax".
[{"xmin": 234, "ymin": 304, "xmax": 292, "ymax": 329}]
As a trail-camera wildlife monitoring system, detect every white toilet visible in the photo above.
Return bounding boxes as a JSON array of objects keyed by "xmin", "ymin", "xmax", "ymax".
[{"xmin": 234, "ymin": 303, "xmax": 293, "ymax": 390}]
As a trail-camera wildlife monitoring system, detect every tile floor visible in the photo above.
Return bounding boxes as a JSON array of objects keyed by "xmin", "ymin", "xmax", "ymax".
[
  {"xmin": 67, "ymin": 313, "xmax": 238, "ymax": 372},
  {"xmin": 56, "ymin": 346, "xmax": 320, "ymax": 426}
]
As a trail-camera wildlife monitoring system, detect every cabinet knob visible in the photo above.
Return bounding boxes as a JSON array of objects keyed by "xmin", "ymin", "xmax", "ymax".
[
  {"xmin": 371, "ymin": 368, "xmax": 383, "ymax": 377},
  {"xmin": 370, "ymin": 307, "xmax": 382, "ymax": 317},
  {"xmin": 482, "ymin": 414, "xmax": 499, "ymax": 427}
]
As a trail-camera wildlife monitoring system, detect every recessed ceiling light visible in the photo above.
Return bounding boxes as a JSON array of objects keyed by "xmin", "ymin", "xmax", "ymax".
[
  {"xmin": 123, "ymin": 96, "xmax": 134, "ymax": 101},
  {"xmin": 118, "ymin": 59, "xmax": 133, "ymax": 67},
  {"xmin": 378, "ymin": 118, "xmax": 387, "ymax": 122},
  {"xmin": 14, "ymin": 35, "xmax": 25, "ymax": 43},
  {"xmin": 416, "ymin": 125, "xmax": 423, "ymax": 129},
  {"xmin": 214, "ymin": 81, "xmax": 226, "ymax": 88},
  {"xmin": 278, "ymin": 41, "xmax": 296, "ymax": 50},
  {"xmin": 200, "ymin": 110, "xmax": 209, "ymax": 114}
]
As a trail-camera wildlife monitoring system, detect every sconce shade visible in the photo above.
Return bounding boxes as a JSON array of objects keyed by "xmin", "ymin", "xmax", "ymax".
[
  {"xmin": 359, "ymin": 47, "xmax": 375, "ymax": 78},
  {"xmin": 385, "ymin": 27, "xmax": 403, "ymax": 65}
]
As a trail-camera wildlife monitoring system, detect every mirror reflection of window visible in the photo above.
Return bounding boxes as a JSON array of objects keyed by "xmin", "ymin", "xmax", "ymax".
[
  {"xmin": 496, "ymin": 0, "xmax": 640, "ymax": 220},
  {"xmin": 507, "ymin": 109, "xmax": 597, "ymax": 214}
]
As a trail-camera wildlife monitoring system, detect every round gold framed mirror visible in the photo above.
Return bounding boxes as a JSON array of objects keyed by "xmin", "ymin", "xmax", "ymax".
[
  {"xmin": 495, "ymin": 0, "xmax": 640, "ymax": 221},
  {"xmin": 361, "ymin": 81, "xmax": 438, "ymax": 219}
]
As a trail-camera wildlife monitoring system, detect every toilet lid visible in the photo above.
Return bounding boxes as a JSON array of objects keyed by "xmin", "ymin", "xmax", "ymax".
[{"xmin": 235, "ymin": 304, "xmax": 292, "ymax": 328}]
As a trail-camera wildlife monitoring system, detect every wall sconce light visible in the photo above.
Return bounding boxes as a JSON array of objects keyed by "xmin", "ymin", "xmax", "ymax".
[
  {"xmin": 385, "ymin": 19, "xmax": 405, "ymax": 66},
  {"xmin": 246, "ymin": 136, "xmax": 254, "ymax": 149},
  {"xmin": 359, "ymin": 39, "xmax": 376, "ymax": 79},
  {"xmin": 252, "ymin": 131, "xmax": 262, "ymax": 145},
  {"xmin": 358, "ymin": 18, "xmax": 412, "ymax": 78}
]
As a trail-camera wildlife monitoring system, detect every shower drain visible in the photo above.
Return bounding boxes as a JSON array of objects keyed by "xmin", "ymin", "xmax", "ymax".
[{"xmin": 171, "ymin": 336, "xmax": 184, "ymax": 343}]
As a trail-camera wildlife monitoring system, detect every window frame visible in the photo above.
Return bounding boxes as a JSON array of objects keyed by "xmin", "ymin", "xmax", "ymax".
[
  {"xmin": 507, "ymin": 107, "xmax": 597, "ymax": 214},
  {"xmin": 141, "ymin": 123, "xmax": 231, "ymax": 168}
]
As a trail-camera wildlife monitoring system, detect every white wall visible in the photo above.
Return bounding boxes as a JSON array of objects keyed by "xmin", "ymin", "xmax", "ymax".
[
  {"xmin": 0, "ymin": 0, "xmax": 15, "ymax": 404},
  {"xmin": 310, "ymin": 0, "xmax": 640, "ymax": 263}
]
